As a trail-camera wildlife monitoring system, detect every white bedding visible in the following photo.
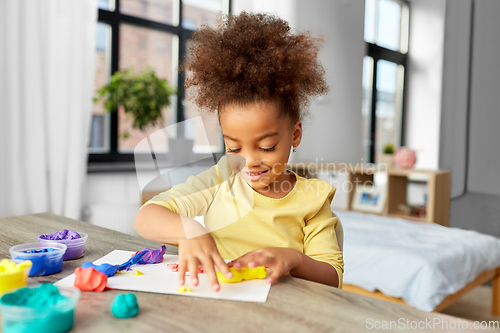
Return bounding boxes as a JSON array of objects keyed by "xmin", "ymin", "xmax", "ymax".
[{"xmin": 337, "ymin": 210, "xmax": 500, "ymax": 311}]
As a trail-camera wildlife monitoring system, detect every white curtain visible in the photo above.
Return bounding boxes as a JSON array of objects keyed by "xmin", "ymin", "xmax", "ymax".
[{"xmin": 0, "ymin": 0, "xmax": 97, "ymax": 219}]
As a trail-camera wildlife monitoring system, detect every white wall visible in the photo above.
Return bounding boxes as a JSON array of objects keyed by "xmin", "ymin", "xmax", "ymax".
[
  {"xmin": 467, "ymin": 0, "xmax": 500, "ymax": 196},
  {"xmin": 405, "ymin": 0, "xmax": 446, "ymax": 169},
  {"xmin": 83, "ymin": 172, "xmax": 141, "ymax": 236},
  {"xmin": 294, "ymin": 0, "xmax": 365, "ymax": 164},
  {"xmin": 232, "ymin": 0, "xmax": 297, "ymax": 27}
]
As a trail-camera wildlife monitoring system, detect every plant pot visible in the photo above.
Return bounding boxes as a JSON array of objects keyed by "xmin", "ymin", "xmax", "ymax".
[{"xmin": 379, "ymin": 154, "xmax": 394, "ymax": 169}]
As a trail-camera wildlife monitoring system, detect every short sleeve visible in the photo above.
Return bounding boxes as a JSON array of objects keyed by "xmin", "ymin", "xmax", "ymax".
[
  {"xmin": 142, "ymin": 156, "xmax": 233, "ymax": 218},
  {"xmin": 302, "ymin": 185, "xmax": 344, "ymax": 288}
]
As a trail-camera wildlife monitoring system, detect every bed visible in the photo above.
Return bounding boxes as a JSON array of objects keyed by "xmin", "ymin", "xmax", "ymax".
[{"xmin": 337, "ymin": 210, "xmax": 500, "ymax": 315}]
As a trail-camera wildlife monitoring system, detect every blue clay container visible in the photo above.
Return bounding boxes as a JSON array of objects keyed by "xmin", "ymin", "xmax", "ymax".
[{"xmin": 9, "ymin": 243, "xmax": 66, "ymax": 277}]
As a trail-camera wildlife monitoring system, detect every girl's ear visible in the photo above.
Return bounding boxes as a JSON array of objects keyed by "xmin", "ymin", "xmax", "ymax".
[{"xmin": 292, "ymin": 121, "xmax": 302, "ymax": 148}]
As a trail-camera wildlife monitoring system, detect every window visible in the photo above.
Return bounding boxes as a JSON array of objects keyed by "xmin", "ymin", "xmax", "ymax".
[
  {"xmin": 89, "ymin": 0, "xmax": 230, "ymax": 164},
  {"xmin": 362, "ymin": 0, "xmax": 409, "ymax": 163}
]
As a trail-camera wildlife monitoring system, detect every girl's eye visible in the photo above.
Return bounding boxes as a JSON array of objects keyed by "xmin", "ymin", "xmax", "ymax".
[
  {"xmin": 260, "ymin": 145, "xmax": 276, "ymax": 152},
  {"xmin": 227, "ymin": 148, "xmax": 241, "ymax": 153}
]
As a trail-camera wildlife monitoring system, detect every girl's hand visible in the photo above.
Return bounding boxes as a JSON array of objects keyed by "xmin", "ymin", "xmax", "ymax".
[
  {"xmin": 228, "ymin": 247, "xmax": 302, "ymax": 284},
  {"xmin": 178, "ymin": 233, "xmax": 233, "ymax": 291}
]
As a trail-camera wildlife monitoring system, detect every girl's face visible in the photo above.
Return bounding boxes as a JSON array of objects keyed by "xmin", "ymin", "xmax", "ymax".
[{"xmin": 219, "ymin": 101, "xmax": 302, "ymax": 196}]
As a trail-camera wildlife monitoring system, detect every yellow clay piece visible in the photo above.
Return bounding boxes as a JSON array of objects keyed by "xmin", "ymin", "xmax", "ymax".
[
  {"xmin": 0, "ymin": 259, "xmax": 32, "ymax": 294},
  {"xmin": 117, "ymin": 270, "xmax": 144, "ymax": 276},
  {"xmin": 216, "ymin": 266, "xmax": 267, "ymax": 283},
  {"xmin": 176, "ymin": 284, "xmax": 193, "ymax": 293}
]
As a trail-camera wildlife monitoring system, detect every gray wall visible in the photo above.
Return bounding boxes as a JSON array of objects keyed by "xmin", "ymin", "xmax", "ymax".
[
  {"xmin": 440, "ymin": 0, "xmax": 500, "ymax": 197},
  {"xmin": 439, "ymin": 0, "xmax": 472, "ymax": 198},
  {"xmin": 467, "ymin": 0, "xmax": 500, "ymax": 196}
]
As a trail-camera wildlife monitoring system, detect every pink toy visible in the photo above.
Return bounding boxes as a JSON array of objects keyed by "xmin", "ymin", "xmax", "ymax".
[{"xmin": 394, "ymin": 147, "xmax": 416, "ymax": 169}]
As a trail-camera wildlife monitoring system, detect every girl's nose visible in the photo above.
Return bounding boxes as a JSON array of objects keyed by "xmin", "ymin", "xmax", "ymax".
[{"xmin": 244, "ymin": 152, "xmax": 261, "ymax": 168}]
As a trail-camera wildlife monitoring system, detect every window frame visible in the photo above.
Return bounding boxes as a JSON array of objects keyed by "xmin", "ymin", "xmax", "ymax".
[
  {"xmin": 89, "ymin": 0, "xmax": 231, "ymax": 166},
  {"xmin": 364, "ymin": 0, "xmax": 409, "ymax": 163}
]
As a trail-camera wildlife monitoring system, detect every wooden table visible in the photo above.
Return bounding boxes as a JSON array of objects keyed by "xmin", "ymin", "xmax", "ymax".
[{"xmin": 0, "ymin": 213, "xmax": 480, "ymax": 332}]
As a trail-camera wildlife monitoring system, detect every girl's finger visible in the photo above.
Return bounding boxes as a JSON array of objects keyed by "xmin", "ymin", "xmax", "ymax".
[
  {"xmin": 200, "ymin": 256, "xmax": 220, "ymax": 291},
  {"xmin": 247, "ymin": 255, "xmax": 273, "ymax": 269},
  {"xmin": 266, "ymin": 267, "xmax": 283, "ymax": 284},
  {"xmin": 188, "ymin": 258, "xmax": 200, "ymax": 286},
  {"xmin": 231, "ymin": 252, "xmax": 254, "ymax": 269},
  {"xmin": 213, "ymin": 254, "xmax": 233, "ymax": 279},
  {"xmin": 178, "ymin": 259, "xmax": 187, "ymax": 285}
]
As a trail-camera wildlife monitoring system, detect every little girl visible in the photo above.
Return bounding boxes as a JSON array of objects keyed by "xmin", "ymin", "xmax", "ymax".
[{"xmin": 135, "ymin": 12, "xmax": 343, "ymax": 291}]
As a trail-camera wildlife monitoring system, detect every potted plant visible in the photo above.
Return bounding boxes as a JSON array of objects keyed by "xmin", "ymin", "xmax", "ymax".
[
  {"xmin": 379, "ymin": 143, "xmax": 395, "ymax": 169},
  {"xmin": 94, "ymin": 67, "xmax": 177, "ymax": 139}
]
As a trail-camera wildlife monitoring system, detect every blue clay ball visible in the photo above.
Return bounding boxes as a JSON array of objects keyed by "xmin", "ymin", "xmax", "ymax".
[
  {"xmin": 111, "ymin": 293, "xmax": 139, "ymax": 319},
  {"xmin": 82, "ymin": 262, "xmax": 118, "ymax": 277}
]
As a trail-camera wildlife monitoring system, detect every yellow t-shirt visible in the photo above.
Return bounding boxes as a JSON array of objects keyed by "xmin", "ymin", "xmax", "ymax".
[{"xmin": 143, "ymin": 156, "xmax": 344, "ymax": 287}]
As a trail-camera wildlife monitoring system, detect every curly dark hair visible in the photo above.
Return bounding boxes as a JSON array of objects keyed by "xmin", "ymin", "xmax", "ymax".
[{"xmin": 183, "ymin": 12, "xmax": 329, "ymax": 123}]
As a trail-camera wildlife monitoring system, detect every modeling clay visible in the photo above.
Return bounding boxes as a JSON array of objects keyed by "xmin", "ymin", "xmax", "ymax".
[
  {"xmin": 39, "ymin": 229, "xmax": 81, "ymax": 240},
  {"xmin": 0, "ymin": 259, "xmax": 32, "ymax": 275},
  {"xmin": 116, "ymin": 270, "xmax": 144, "ymax": 276},
  {"xmin": 14, "ymin": 247, "xmax": 64, "ymax": 276},
  {"xmin": 0, "ymin": 283, "xmax": 67, "ymax": 308},
  {"xmin": 38, "ymin": 231, "xmax": 87, "ymax": 260},
  {"xmin": 118, "ymin": 245, "xmax": 166, "ymax": 271},
  {"xmin": 176, "ymin": 284, "xmax": 193, "ymax": 293},
  {"xmin": 0, "ymin": 259, "xmax": 32, "ymax": 294},
  {"xmin": 21, "ymin": 248, "xmax": 58, "ymax": 253},
  {"xmin": 74, "ymin": 267, "xmax": 107, "ymax": 292},
  {"xmin": 82, "ymin": 262, "xmax": 119, "ymax": 277},
  {"xmin": 0, "ymin": 284, "xmax": 75, "ymax": 333},
  {"xmin": 111, "ymin": 293, "xmax": 139, "ymax": 318},
  {"xmin": 166, "ymin": 262, "xmax": 203, "ymax": 274},
  {"xmin": 216, "ymin": 266, "xmax": 267, "ymax": 283}
]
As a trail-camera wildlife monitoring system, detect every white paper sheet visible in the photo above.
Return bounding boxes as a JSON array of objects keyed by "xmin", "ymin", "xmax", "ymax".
[{"xmin": 56, "ymin": 250, "xmax": 271, "ymax": 302}]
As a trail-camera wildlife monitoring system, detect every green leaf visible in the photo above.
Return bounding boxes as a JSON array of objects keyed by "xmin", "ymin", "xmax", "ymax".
[{"xmin": 92, "ymin": 67, "xmax": 176, "ymax": 131}]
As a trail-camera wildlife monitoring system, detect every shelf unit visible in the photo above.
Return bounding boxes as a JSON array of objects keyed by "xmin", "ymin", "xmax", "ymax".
[
  {"xmin": 386, "ymin": 168, "xmax": 451, "ymax": 226},
  {"xmin": 290, "ymin": 163, "xmax": 451, "ymax": 227}
]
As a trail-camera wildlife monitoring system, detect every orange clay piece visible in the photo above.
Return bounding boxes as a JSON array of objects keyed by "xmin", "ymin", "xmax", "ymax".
[
  {"xmin": 74, "ymin": 267, "xmax": 107, "ymax": 292},
  {"xmin": 216, "ymin": 266, "xmax": 267, "ymax": 283}
]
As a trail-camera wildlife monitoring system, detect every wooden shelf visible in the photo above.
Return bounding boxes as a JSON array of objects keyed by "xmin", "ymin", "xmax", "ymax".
[
  {"xmin": 387, "ymin": 169, "xmax": 451, "ymax": 226},
  {"xmin": 291, "ymin": 163, "xmax": 451, "ymax": 227}
]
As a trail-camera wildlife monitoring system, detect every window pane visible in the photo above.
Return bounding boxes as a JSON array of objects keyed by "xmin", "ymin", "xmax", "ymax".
[
  {"xmin": 376, "ymin": 0, "xmax": 401, "ymax": 51},
  {"xmin": 182, "ymin": 0, "xmax": 223, "ymax": 30},
  {"xmin": 98, "ymin": 0, "xmax": 115, "ymax": 11},
  {"xmin": 121, "ymin": 0, "xmax": 176, "ymax": 25},
  {"xmin": 361, "ymin": 56, "xmax": 374, "ymax": 163},
  {"xmin": 90, "ymin": 22, "xmax": 111, "ymax": 153},
  {"xmin": 375, "ymin": 60, "xmax": 404, "ymax": 162},
  {"xmin": 118, "ymin": 24, "xmax": 178, "ymax": 153},
  {"xmin": 364, "ymin": 0, "xmax": 376, "ymax": 43}
]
